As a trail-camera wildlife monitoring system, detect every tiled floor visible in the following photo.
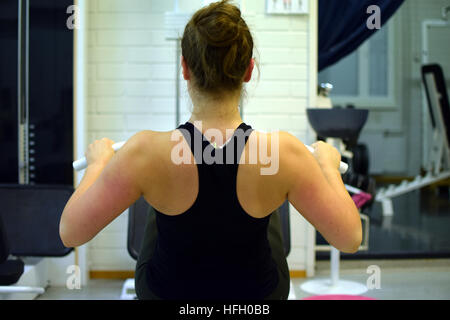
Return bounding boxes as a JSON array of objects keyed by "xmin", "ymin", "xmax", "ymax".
[{"xmin": 36, "ymin": 259, "xmax": 450, "ymax": 300}]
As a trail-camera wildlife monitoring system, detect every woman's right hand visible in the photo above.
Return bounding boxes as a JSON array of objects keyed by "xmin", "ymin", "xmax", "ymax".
[{"xmin": 311, "ymin": 141, "xmax": 342, "ymax": 171}]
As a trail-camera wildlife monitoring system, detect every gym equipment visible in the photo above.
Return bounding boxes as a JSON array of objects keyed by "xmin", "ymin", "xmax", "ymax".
[
  {"xmin": 342, "ymin": 171, "xmax": 376, "ymax": 210},
  {"xmin": 421, "ymin": 13, "xmax": 449, "ymax": 165},
  {"xmin": 72, "ymin": 141, "xmax": 125, "ymax": 172},
  {"xmin": 375, "ymin": 64, "xmax": 450, "ymax": 216},
  {"xmin": 304, "ymin": 145, "xmax": 348, "ymax": 174},
  {"xmin": 120, "ymin": 197, "xmax": 292, "ymax": 300},
  {"xmin": 304, "ymin": 107, "xmax": 372, "ymax": 296},
  {"xmin": 307, "ymin": 108, "xmax": 369, "ymax": 149},
  {"xmin": 164, "ymin": 0, "xmax": 192, "ymax": 127},
  {"xmin": 0, "ymin": 214, "xmax": 25, "ymax": 287},
  {"xmin": 352, "ymin": 144, "xmax": 370, "ymax": 176},
  {"xmin": 0, "ymin": 214, "xmax": 44, "ymax": 296},
  {"xmin": 73, "ymin": 140, "xmax": 348, "ymax": 173},
  {"xmin": 351, "ymin": 190, "xmax": 372, "ymax": 209},
  {"xmin": 0, "ymin": 184, "xmax": 74, "ymax": 297},
  {"xmin": 307, "ymin": 107, "xmax": 374, "ymax": 197},
  {"xmin": 300, "ymin": 184, "xmax": 371, "ymax": 296},
  {"xmin": 0, "ymin": 0, "xmax": 74, "ymax": 186},
  {"xmin": 120, "ymin": 196, "xmax": 151, "ymax": 300},
  {"xmin": 317, "ymin": 83, "xmax": 334, "ymax": 109}
]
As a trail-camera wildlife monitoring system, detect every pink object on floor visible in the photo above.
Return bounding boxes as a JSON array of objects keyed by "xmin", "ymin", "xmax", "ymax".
[
  {"xmin": 351, "ymin": 192, "xmax": 372, "ymax": 209},
  {"xmin": 303, "ymin": 294, "xmax": 376, "ymax": 300}
]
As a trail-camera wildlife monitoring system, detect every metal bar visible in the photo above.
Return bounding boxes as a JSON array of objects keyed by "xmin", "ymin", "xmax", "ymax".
[
  {"xmin": 17, "ymin": 0, "xmax": 29, "ymax": 185},
  {"xmin": 359, "ymin": 213, "xmax": 370, "ymax": 251},
  {"xmin": 176, "ymin": 39, "xmax": 181, "ymax": 127},
  {"xmin": 330, "ymin": 247, "xmax": 340, "ymax": 286},
  {"xmin": 314, "ymin": 245, "xmax": 333, "ymax": 252},
  {"xmin": 0, "ymin": 286, "xmax": 45, "ymax": 295},
  {"xmin": 376, "ymin": 171, "xmax": 450, "ymax": 201},
  {"xmin": 73, "ymin": 0, "xmax": 90, "ymax": 288},
  {"xmin": 345, "ymin": 184, "xmax": 363, "ymax": 195}
]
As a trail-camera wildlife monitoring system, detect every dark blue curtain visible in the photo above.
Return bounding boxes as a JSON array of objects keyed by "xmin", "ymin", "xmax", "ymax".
[{"xmin": 319, "ymin": 0, "xmax": 405, "ymax": 71}]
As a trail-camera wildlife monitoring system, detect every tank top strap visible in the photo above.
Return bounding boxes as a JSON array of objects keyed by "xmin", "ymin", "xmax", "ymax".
[
  {"xmin": 176, "ymin": 122, "xmax": 253, "ymax": 166},
  {"xmin": 176, "ymin": 122, "xmax": 209, "ymax": 165},
  {"xmin": 225, "ymin": 123, "xmax": 253, "ymax": 166}
]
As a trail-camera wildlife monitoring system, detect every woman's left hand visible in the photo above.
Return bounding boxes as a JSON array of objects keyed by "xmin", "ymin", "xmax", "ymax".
[{"xmin": 86, "ymin": 138, "xmax": 116, "ymax": 167}]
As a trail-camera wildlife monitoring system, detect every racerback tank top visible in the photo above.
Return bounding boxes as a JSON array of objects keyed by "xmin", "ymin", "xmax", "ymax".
[{"xmin": 146, "ymin": 122, "xmax": 279, "ymax": 299}]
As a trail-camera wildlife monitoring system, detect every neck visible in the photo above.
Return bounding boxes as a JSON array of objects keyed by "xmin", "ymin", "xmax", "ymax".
[{"xmin": 189, "ymin": 94, "xmax": 243, "ymax": 129}]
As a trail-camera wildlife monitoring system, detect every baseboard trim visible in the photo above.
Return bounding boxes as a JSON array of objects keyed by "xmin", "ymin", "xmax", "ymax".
[
  {"xmin": 90, "ymin": 271, "xmax": 135, "ymax": 280},
  {"xmin": 289, "ymin": 270, "xmax": 307, "ymax": 278},
  {"xmin": 373, "ymin": 175, "xmax": 450, "ymax": 186},
  {"xmin": 90, "ymin": 270, "xmax": 308, "ymax": 280}
]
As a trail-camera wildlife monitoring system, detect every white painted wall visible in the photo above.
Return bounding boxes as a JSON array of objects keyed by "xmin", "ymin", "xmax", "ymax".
[{"xmin": 77, "ymin": 0, "xmax": 317, "ymax": 275}]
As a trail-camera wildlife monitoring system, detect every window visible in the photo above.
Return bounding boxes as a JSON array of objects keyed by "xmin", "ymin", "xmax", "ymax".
[{"xmin": 318, "ymin": 19, "xmax": 398, "ymax": 108}]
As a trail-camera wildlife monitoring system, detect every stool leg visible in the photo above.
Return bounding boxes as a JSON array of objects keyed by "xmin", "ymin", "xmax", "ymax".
[
  {"xmin": 330, "ymin": 247, "xmax": 340, "ymax": 286},
  {"xmin": 381, "ymin": 198, "xmax": 394, "ymax": 216}
]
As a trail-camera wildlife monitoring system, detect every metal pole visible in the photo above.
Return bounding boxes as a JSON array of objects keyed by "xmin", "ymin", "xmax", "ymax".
[
  {"xmin": 330, "ymin": 247, "xmax": 340, "ymax": 286},
  {"xmin": 0, "ymin": 286, "xmax": 45, "ymax": 295},
  {"xmin": 74, "ymin": 0, "xmax": 90, "ymax": 287},
  {"xmin": 176, "ymin": 39, "xmax": 181, "ymax": 127},
  {"xmin": 18, "ymin": 0, "xmax": 29, "ymax": 185}
]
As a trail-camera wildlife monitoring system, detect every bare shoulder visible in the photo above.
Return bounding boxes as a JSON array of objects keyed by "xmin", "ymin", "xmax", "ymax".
[
  {"xmin": 258, "ymin": 130, "xmax": 312, "ymax": 178},
  {"xmin": 125, "ymin": 130, "xmax": 176, "ymax": 152},
  {"xmin": 244, "ymin": 130, "xmax": 311, "ymax": 175},
  {"xmin": 128, "ymin": 130, "xmax": 161, "ymax": 143},
  {"xmin": 249, "ymin": 130, "xmax": 309, "ymax": 155},
  {"xmin": 114, "ymin": 130, "xmax": 175, "ymax": 173},
  {"xmin": 279, "ymin": 131, "xmax": 314, "ymax": 165},
  {"xmin": 119, "ymin": 130, "xmax": 181, "ymax": 189},
  {"xmin": 278, "ymin": 131, "xmax": 308, "ymax": 153}
]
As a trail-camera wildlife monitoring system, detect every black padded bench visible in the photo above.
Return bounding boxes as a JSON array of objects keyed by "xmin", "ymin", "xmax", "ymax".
[
  {"xmin": 0, "ymin": 184, "xmax": 74, "ymax": 295},
  {"xmin": 127, "ymin": 197, "xmax": 291, "ymax": 261},
  {"xmin": 121, "ymin": 197, "xmax": 292, "ymax": 299}
]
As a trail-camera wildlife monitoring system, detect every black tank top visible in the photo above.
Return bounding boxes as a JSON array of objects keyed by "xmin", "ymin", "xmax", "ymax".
[{"xmin": 147, "ymin": 122, "xmax": 279, "ymax": 300}]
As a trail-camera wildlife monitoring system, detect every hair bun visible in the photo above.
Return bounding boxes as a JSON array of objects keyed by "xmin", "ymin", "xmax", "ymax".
[
  {"xmin": 194, "ymin": 7, "xmax": 243, "ymax": 48},
  {"xmin": 181, "ymin": 0, "xmax": 254, "ymax": 94}
]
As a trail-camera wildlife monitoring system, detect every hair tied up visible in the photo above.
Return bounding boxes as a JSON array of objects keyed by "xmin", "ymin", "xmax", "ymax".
[{"xmin": 181, "ymin": 0, "xmax": 255, "ymax": 94}]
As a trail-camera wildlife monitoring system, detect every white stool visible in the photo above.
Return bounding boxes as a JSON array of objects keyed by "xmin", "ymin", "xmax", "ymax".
[
  {"xmin": 300, "ymin": 247, "xmax": 368, "ymax": 295},
  {"xmin": 300, "ymin": 212, "xmax": 370, "ymax": 295},
  {"xmin": 120, "ymin": 278, "xmax": 136, "ymax": 300}
]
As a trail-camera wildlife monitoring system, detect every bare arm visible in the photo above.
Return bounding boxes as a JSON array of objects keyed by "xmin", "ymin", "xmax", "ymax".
[
  {"xmin": 60, "ymin": 132, "xmax": 150, "ymax": 247},
  {"xmin": 281, "ymin": 133, "xmax": 362, "ymax": 253}
]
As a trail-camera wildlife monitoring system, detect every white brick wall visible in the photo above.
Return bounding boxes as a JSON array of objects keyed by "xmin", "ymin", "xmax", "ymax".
[{"xmin": 86, "ymin": 0, "xmax": 316, "ymax": 274}]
